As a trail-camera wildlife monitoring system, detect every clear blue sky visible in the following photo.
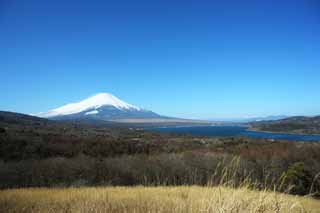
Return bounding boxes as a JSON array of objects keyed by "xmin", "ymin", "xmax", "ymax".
[{"xmin": 1, "ymin": 0, "xmax": 320, "ymax": 119}]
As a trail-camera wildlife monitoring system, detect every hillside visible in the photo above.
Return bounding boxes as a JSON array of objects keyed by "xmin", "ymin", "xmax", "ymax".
[
  {"xmin": 1, "ymin": 111, "xmax": 320, "ymax": 197},
  {"xmin": 250, "ymin": 116, "xmax": 320, "ymax": 135},
  {"xmin": 1, "ymin": 186, "xmax": 320, "ymax": 213}
]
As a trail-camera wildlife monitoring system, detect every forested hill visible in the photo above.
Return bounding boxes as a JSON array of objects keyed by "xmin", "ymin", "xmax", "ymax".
[{"xmin": 250, "ymin": 116, "xmax": 320, "ymax": 135}]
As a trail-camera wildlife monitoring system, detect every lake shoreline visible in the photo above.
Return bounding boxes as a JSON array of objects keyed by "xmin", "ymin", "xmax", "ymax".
[
  {"xmin": 148, "ymin": 125, "xmax": 320, "ymax": 142},
  {"xmin": 248, "ymin": 127, "xmax": 320, "ymax": 136}
]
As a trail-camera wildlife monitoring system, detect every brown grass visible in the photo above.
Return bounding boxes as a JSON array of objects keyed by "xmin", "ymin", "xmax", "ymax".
[{"xmin": 1, "ymin": 186, "xmax": 320, "ymax": 213}]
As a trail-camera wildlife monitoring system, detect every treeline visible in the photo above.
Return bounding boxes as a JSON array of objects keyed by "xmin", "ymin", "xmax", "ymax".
[{"xmin": 1, "ymin": 151, "xmax": 320, "ymax": 197}]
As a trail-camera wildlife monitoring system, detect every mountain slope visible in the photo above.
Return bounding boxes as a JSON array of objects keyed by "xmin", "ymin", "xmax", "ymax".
[
  {"xmin": 38, "ymin": 93, "xmax": 162, "ymax": 121},
  {"xmin": 0, "ymin": 111, "xmax": 49, "ymax": 126}
]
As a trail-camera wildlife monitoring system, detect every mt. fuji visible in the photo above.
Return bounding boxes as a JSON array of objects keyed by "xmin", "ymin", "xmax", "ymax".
[{"xmin": 38, "ymin": 93, "xmax": 162, "ymax": 121}]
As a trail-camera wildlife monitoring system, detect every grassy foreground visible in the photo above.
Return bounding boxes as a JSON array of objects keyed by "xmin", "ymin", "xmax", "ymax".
[{"xmin": 0, "ymin": 186, "xmax": 320, "ymax": 213}]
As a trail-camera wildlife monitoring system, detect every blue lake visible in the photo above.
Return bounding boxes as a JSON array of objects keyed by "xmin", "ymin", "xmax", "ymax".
[{"xmin": 148, "ymin": 126, "xmax": 320, "ymax": 142}]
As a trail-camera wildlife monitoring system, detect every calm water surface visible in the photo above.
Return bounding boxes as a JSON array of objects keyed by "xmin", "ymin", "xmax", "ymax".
[{"xmin": 148, "ymin": 126, "xmax": 320, "ymax": 142}]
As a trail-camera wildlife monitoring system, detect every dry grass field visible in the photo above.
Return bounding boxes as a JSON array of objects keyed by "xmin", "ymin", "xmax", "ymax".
[{"xmin": 0, "ymin": 186, "xmax": 320, "ymax": 213}]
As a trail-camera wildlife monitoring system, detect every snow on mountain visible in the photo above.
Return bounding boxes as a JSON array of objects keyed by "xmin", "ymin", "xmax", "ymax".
[
  {"xmin": 85, "ymin": 110, "xmax": 99, "ymax": 115},
  {"xmin": 38, "ymin": 93, "xmax": 142, "ymax": 118}
]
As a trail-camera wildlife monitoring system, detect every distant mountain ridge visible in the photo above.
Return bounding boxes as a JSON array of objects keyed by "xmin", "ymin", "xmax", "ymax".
[
  {"xmin": 38, "ymin": 93, "xmax": 163, "ymax": 121},
  {"xmin": 210, "ymin": 115, "xmax": 289, "ymax": 123}
]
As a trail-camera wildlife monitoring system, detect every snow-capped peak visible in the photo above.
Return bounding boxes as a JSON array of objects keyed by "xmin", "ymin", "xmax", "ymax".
[{"xmin": 38, "ymin": 93, "xmax": 141, "ymax": 118}]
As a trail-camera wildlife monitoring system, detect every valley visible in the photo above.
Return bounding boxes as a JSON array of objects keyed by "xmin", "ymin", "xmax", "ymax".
[
  {"xmin": 1, "ymin": 111, "xmax": 320, "ymax": 197},
  {"xmin": 1, "ymin": 95, "xmax": 320, "ymax": 212}
]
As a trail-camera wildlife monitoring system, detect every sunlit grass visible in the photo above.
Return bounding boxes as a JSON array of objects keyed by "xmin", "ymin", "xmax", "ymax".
[{"xmin": 1, "ymin": 186, "xmax": 319, "ymax": 212}]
